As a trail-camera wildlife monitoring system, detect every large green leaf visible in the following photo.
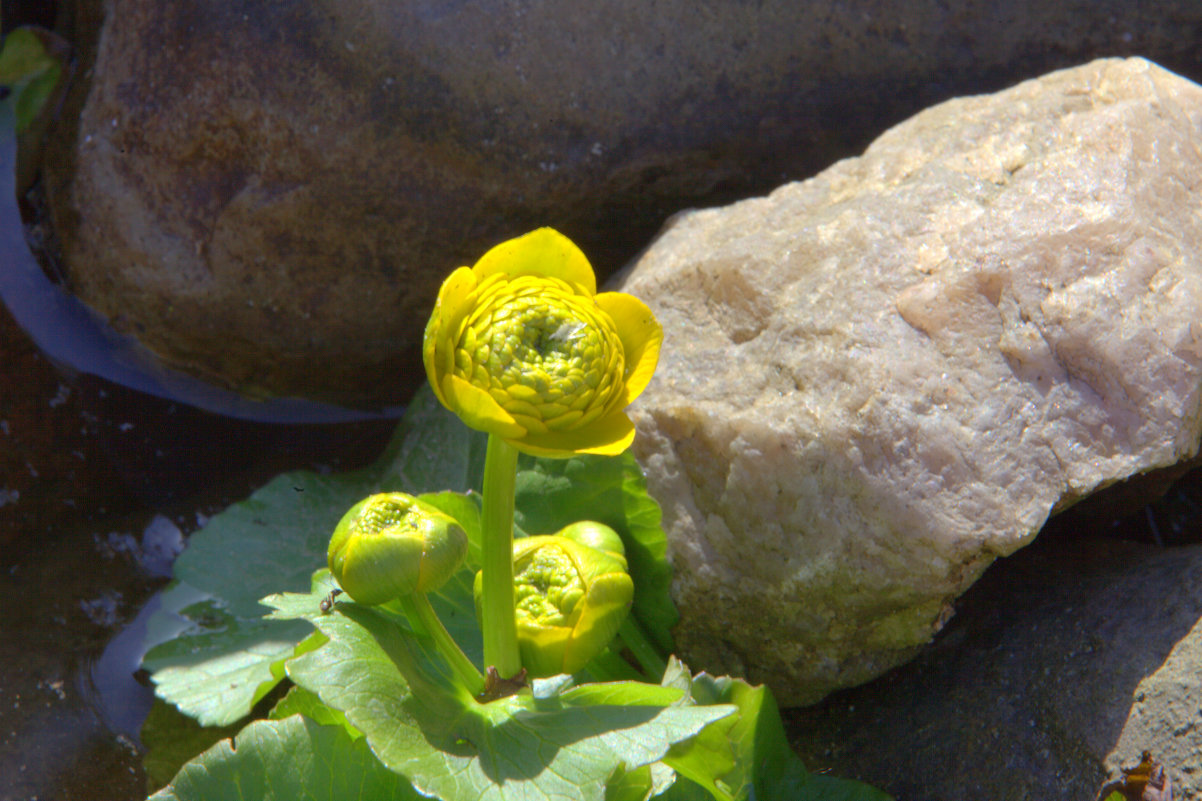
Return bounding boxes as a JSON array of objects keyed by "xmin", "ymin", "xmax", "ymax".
[
  {"xmin": 148, "ymin": 714, "xmax": 423, "ymax": 801},
  {"xmin": 267, "ymin": 580, "xmax": 732, "ymax": 801},
  {"xmin": 140, "ymin": 466, "xmax": 378, "ymax": 726},
  {"xmin": 141, "ymin": 386, "xmax": 673, "ymax": 724},
  {"xmin": 140, "ymin": 389, "xmax": 471, "ymax": 725}
]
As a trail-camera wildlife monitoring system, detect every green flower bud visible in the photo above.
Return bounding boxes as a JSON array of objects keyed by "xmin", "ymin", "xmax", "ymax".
[
  {"xmin": 555, "ymin": 521, "xmax": 627, "ymax": 565},
  {"xmin": 328, "ymin": 493, "xmax": 468, "ymax": 605},
  {"xmin": 474, "ymin": 534, "xmax": 633, "ymax": 678}
]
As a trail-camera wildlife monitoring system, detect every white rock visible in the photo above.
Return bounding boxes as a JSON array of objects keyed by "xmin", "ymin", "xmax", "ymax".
[{"xmin": 613, "ymin": 57, "xmax": 1202, "ymax": 705}]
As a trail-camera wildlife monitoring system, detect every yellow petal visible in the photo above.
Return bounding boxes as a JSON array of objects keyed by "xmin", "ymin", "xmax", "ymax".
[
  {"xmin": 509, "ymin": 412, "xmax": 550, "ymax": 435},
  {"xmin": 595, "ymin": 292, "xmax": 662, "ymax": 407},
  {"xmin": 442, "ymin": 374, "xmax": 526, "ymax": 439},
  {"xmin": 422, "ymin": 315, "xmax": 449, "ymax": 409},
  {"xmin": 562, "ymin": 572, "xmax": 633, "ymax": 673},
  {"xmin": 511, "ymin": 410, "xmax": 635, "ymax": 458},
  {"xmin": 424, "ymin": 267, "xmax": 479, "ymax": 411},
  {"xmin": 436, "ymin": 266, "xmax": 481, "ymax": 344},
  {"xmin": 472, "ymin": 228, "xmax": 597, "ymax": 295}
]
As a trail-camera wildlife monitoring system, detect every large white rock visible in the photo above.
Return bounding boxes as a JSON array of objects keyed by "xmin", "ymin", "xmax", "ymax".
[{"xmin": 613, "ymin": 57, "xmax": 1202, "ymax": 705}]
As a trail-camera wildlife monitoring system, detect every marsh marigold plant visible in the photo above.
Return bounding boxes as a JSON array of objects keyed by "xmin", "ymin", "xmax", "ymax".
[{"xmin": 422, "ymin": 228, "xmax": 662, "ymax": 458}]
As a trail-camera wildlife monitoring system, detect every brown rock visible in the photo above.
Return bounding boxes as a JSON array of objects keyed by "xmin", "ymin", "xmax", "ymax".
[{"xmin": 38, "ymin": 0, "xmax": 1202, "ymax": 406}]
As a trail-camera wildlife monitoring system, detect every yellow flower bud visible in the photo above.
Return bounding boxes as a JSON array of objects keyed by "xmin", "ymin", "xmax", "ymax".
[
  {"xmin": 328, "ymin": 493, "xmax": 468, "ymax": 605},
  {"xmin": 474, "ymin": 535, "xmax": 634, "ymax": 677},
  {"xmin": 555, "ymin": 521, "xmax": 627, "ymax": 566},
  {"xmin": 423, "ymin": 228, "xmax": 662, "ymax": 458}
]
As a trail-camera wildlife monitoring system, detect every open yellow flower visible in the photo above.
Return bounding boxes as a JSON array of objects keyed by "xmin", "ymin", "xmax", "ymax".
[{"xmin": 422, "ymin": 228, "xmax": 662, "ymax": 458}]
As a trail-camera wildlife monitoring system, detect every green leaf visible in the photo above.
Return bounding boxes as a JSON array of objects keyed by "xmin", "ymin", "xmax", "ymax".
[
  {"xmin": 269, "ymin": 685, "xmax": 359, "ymax": 737},
  {"xmin": 170, "ymin": 469, "xmax": 382, "ymax": 619},
  {"xmin": 379, "ymin": 385, "xmax": 488, "ymax": 494},
  {"xmin": 606, "ymin": 762, "xmax": 677, "ymax": 801},
  {"xmin": 13, "ymin": 60, "xmax": 59, "ymax": 131},
  {"xmin": 268, "ymin": 582, "xmax": 733, "ymax": 801},
  {"xmin": 0, "ymin": 29, "xmax": 54, "ymax": 84},
  {"xmin": 140, "ymin": 385, "xmax": 671, "ymax": 723},
  {"xmin": 140, "ymin": 581, "xmax": 318, "ymax": 727},
  {"xmin": 515, "ymin": 451, "xmax": 678, "ymax": 657},
  {"xmin": 659, "ymin": 660, "xmax": 892, "ymax": 801},
  {"xmin": 148, "ymin": 714, "xmax": 424, "ymax": 801},
  {"xmin": 140, "ymin": 464, "xmax": 373, "ymax": 725},
  {"xmin": 140, "ymin": 700, "xmax": 248, "ymax": 794},
  {"xmin": 0, "ymin": 28, "xmax": 63, "ymax": 131}
]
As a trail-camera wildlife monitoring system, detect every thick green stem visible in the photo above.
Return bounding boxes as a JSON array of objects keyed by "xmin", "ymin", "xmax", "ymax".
[
  {"xmin": 399, "ymin": 593, "xmax": 485, "ymax": 697},
  {"xmin": 619, "ymin": 616, "xmax": 668, "ymax": 681},
  {"xmin": 480, "ymin": 435, "xmax": 522, "ymax": 678}
]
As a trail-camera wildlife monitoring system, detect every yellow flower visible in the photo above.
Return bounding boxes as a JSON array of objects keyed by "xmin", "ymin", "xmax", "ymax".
[{"xmin": 422, "ymin": 228, "xmax": 662, "ymax": 458}]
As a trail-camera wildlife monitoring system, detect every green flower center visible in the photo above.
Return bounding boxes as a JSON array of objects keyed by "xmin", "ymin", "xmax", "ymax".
[
  {"xmin": 514, "ymin": 545, "xmax": 584, "ymax": 627},
  {"xmin": 453, "ymin": 276, "xmax": 625, "ymax": 434},
  {"xmin": 354, "ymin": 495, "xmax": 421, "ymax": 538}
]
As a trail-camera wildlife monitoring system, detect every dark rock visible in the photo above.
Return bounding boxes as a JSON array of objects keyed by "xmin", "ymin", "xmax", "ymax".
[
  {"xmin": 785, "ymin": 519, "xmax": 1202, "ymax": 801},
  {"xmin": 37, "ymin": 0, "xmax": 1202, "ymax": 406}
]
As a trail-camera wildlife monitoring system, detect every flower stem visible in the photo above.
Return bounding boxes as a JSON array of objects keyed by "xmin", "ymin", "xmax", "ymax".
[
  {"xmin": 619, "ymin": 616, "xmax": 668, "ymax": 681},
  {"xmin": 398, "ymin": 593, "xmax": 485, "ymax": 697},
  {"xmin": 480, "ymin": 435, "xmax": 522, "ymax": 678}
]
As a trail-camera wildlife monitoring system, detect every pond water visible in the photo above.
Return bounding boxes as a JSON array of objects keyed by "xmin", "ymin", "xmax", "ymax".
[{"xmin": 0, "ymin": 315, "xmax": 397, "ymax": 800}]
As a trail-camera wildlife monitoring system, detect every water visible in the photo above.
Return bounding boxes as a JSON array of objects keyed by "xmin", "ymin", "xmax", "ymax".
[
  {"xmin": 0, "ymin": 72, "xmax": 407, "ymax": 798},
  {"xmin": 0, "ymin": 341, "xmax": 396, "ymax": 801}
]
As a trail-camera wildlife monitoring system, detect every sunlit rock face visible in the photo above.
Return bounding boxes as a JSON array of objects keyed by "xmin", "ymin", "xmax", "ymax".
[
  {"xmin": 38, "ymin": 0, "xmax": 1202, "ymax": 407},
  {"xmin": 613, "ymin": 58, "xmax": 1202, "ymax": 706}
]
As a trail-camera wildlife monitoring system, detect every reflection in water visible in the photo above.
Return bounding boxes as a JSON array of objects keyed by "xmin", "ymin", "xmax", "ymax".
[
  {"xmin": 88, "ymin": 591, "xmax": 162, "ymax": 743},
  {"xmin": 0, "ymin": 507, "xmax": 156, "ymax": 800}
]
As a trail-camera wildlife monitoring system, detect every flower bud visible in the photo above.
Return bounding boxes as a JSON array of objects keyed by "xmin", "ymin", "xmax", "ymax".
[
  {"xmin": 328, "ymin": 493, "xmax": 468, "ymax": 605},
  {"xmin": 555, "ymin": 521, "xmax": 627, "ymax": 565},
  {"xmin": 475, "ymin": 535, "xmax": 633, "ymax": 677}
]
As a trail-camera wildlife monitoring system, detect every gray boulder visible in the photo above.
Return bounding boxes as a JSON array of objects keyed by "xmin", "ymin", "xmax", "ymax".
[{"xmin": 613, "ymin": 57, "xmax": 1202, "ymax": 705}]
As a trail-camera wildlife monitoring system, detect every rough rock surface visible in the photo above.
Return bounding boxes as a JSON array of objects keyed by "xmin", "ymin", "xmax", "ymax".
[
  {"xmin": 1108, "ymin": 604, "xmax": 1202, "ymax": 800},
  {"xmin": 613, "ymin": 57, "xmax": 1202, "ymax": 705},
  {"xmin": 38, "ymin": 0, "xmax": 1202, "ymax": 406},
  {"xmin": 784, "ymin": 510, "xmax": 1202, "ymax": 801}
]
